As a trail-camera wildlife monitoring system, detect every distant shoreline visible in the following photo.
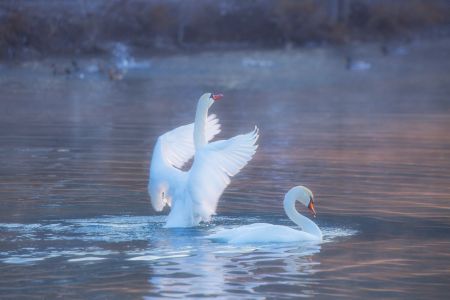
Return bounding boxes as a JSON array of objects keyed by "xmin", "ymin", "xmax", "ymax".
[{"xmin": 1, "ymin": 0, "xmax": 450, "ymax": 61}]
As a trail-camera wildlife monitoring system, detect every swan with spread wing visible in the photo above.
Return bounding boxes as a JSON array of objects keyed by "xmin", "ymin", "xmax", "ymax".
[{"xmin": 148, "ymin": 93, "xmax": 259, "ymax": 228}]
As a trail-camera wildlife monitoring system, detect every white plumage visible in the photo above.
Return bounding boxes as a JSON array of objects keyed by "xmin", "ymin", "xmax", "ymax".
[
  {"xmin": 148, "ymin": 93, "xmax": 259, "ymax": 227},
  {"xmin": 207, "ymin": 186, "xmax": 323, "ymax": 244}
]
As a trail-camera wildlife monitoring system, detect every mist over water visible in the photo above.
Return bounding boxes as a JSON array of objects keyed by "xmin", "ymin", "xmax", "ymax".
[{"xmin": 1, "ymin": 39, "xmax": 450, "ymax": 298}]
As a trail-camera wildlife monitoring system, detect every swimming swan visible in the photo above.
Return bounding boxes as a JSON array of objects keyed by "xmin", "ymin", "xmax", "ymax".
[
  {"xmin": 148, "ymin": 93, "xmax": 259, "ymax": 228},
  {"xmin": 208, "ymin": 186, "xmax": 322, "ymax": 243}
]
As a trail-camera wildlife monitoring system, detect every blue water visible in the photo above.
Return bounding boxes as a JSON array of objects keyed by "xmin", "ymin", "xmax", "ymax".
[
  {"xmin": 1, "ymin": 41, "xmax": 450, "ymax": 298},
  {"xmin": 0, "ymin": 216, "xmax": 356, "ymax": 263},
  {"xmin": 0, "ymin": 215, "xmax": 355, "ymax": 299}
]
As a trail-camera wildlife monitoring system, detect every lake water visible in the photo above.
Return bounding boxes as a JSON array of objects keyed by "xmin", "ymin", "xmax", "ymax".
[{"xmin": 1, "ymin": 39, "xmax": 450, "ymax": 299}]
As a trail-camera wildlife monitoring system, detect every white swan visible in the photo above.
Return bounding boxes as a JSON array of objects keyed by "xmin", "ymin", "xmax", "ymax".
[
  {"xmin": 207, "ymin": 186, "xmax": 322, "ymax": 243},
  {"xmin": 148, "ymin": 93, "xmax": 259, "ymax": 228}
]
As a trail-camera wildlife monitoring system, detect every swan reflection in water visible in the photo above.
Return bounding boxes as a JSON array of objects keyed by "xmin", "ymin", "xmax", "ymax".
[
  {"xmin": 0, "ymin": 215, "xmax": 357, "ymax": 298},
  {"xmin": 139, "ymin": 221, "xmax": 322, "ymax": 298}
]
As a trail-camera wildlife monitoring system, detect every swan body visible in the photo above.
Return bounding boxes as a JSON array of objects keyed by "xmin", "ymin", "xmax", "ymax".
[
  {"xmin": 148, "ymin": 93, "xmax": 259, "ymax": 228},
  {"xmin": 208, "ymin": 186, "xmax": 323, "ymax": 243}
]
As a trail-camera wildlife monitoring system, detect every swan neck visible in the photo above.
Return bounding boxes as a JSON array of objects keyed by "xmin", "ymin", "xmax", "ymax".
[
  {"xmin": 283, "ymin": 192, "xmax": 322, "ymax": 240},
  {"xmin": 194, "ymin": 99, "xmax": 210, "ymax": 150}
]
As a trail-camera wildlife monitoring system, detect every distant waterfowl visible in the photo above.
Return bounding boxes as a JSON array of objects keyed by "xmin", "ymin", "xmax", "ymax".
[
  {"xmin": 50, "ymin": 62, "xmax": 73, "ymax": 76},
  {"xmin": 381, "ymin": 42, "xmax": 409, "ymax": 56},
  {"xmin": 208, "ymin": 186, "xmax": 322, "ymax": 243},
  {"xmin": 50, "ymin": 60, "xmax": 84, "ymax": 78},
  {"xmin": 346, "ymin": 56, "xmax": 371, "ymax": 71},
  {"xmin": 108, "ymin": 67, "xmax": 124, "ymax": 81},
  {"xmin": 148, "ymin": 93, "xmax": 259, "ymax": 228}
]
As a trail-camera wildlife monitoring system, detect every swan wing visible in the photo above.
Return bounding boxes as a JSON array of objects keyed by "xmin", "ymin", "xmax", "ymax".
[
  {"xmin": 188, "ymin": 127, "xmax": 259, "ymax": 220},
  {"xmin": 159, "ymin": 114, "xmax": 221, "ymax": 169},
  {"xmin": 149, "ymin": 114, "xmax": 220, "ymax": 211}
]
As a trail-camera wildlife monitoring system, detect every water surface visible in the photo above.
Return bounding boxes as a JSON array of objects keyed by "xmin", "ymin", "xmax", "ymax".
[{"xmin": 1, "ymin": 39, "xmax": 450, "ymax": 299}]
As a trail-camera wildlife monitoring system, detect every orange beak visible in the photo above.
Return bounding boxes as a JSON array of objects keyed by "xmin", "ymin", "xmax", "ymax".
[
  {"xmin": 308, "ymin": 200, "xmax": 317, "ymax": 217},
  {"xmin": 211, "ymin": 93, "xmax": 223, "ymax": 101}
]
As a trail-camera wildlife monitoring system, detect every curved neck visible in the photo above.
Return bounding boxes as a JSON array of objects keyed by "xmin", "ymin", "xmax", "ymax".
[
  {"xmin": 194, "ymin": 99, "xmax": 210, "ymax": 150},
  {"xmin": 283, "ymin": 192, "xmax": 322, "ymax": 240}
]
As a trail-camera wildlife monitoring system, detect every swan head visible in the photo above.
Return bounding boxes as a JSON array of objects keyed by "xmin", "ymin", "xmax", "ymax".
[
  {"xmin": 198, "ymin": 93, "xmax": 223, "ymax": 109},
  {"xmin": 148, "ymin": 180, "xmax": 170, "ymax": 212},
  {"xmin": 285, "ymin": 185, "xmax": 316, "ymax": 217}
]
